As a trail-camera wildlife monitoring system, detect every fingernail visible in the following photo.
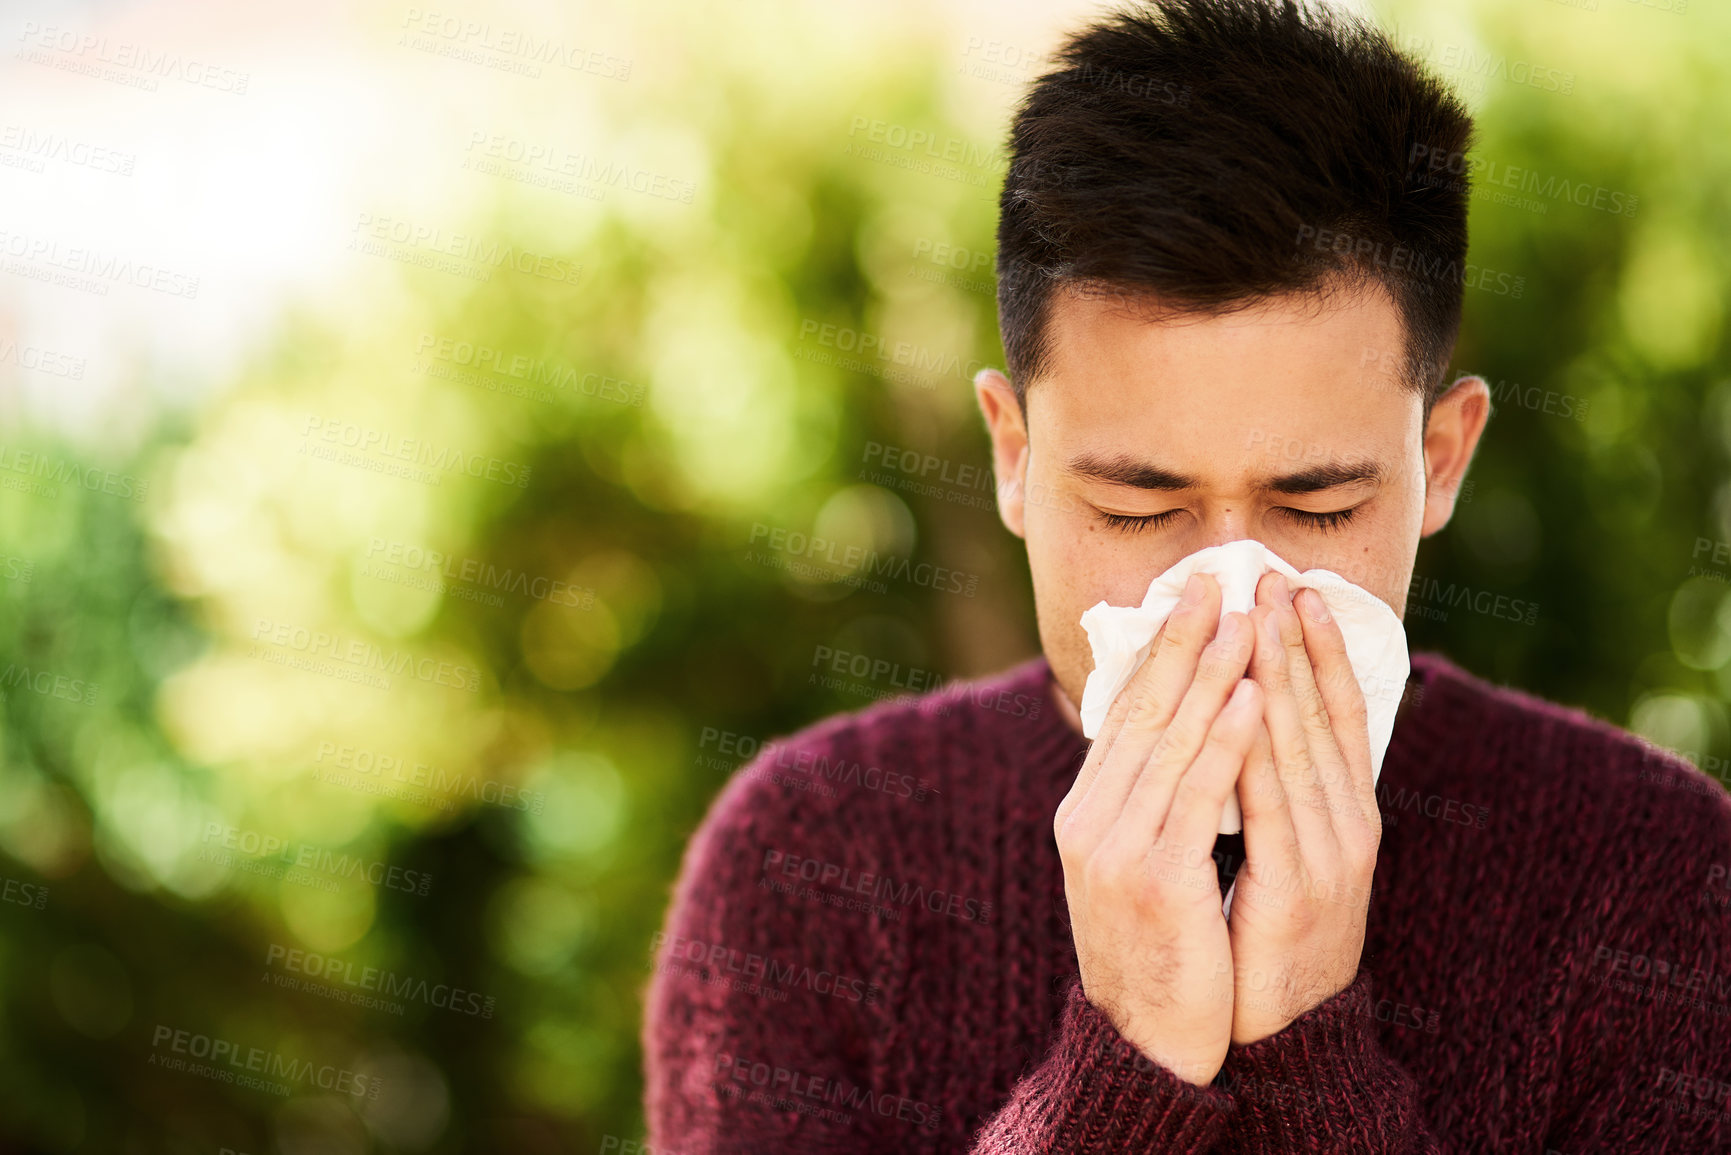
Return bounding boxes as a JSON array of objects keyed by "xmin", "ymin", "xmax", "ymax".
[
  {"xmin": 1270, "ymin": 573, "xmax": 1290, "ymax": 602},
  {"xmin": 1181, "ymin": 573, "xmax": 1205, "ymax": 606},
  {"xmin": 1216, "ymin": 615, "xmax": 1239, "ymax": 643},
  {"xmin": 1300, "ymin": 588, "xmax": 1331, "ymax": 622}
]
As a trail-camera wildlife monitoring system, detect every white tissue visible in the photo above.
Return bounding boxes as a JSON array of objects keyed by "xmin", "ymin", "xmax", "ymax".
[{"xmin": 1077, "ymin": 539, "xmax": 1410, "ymax": 839}]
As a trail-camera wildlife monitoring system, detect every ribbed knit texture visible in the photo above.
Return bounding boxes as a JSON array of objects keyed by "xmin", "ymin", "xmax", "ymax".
[{"xmin": 643, "ymin": 651, "xmax": 1731, "ymax": 1152}]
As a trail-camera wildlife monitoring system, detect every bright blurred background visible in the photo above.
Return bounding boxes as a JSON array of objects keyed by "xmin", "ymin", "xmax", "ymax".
[{"xmin": 0, "ymin": 0, "xmax": 1726, "ymax": 1150}]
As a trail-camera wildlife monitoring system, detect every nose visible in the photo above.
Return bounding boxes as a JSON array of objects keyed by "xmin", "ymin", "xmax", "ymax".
[{"xmin": 1195, "ymin": 506, "xmax": 1255, "ymax": 550}]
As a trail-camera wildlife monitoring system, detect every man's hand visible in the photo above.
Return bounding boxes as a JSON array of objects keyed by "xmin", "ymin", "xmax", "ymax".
[
  {"xmin": 1055, "ymin": 571, "xmax": 1263, "ymax": 1086},
  {"xmin": 1228, "ymin": 571, "xmax": 1380, "ymax": 1046}
]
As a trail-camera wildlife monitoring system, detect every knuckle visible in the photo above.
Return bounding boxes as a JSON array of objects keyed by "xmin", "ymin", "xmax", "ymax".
[
  {"xmin": 1276, "ymin": 604, "xmax": 1306, "ymax": 645},
  {"xmin": 1169, "ymin": 603, "xmax": 1216, "ymax": 648},
  {"xmin": 1121, "ymin": 682, "xmax": 1169, "ymax": 726},
  {"xmin": 1172, "ymin": 770, "xmax": 1220, "ymax": 812},
  {"xmin": 1340, "ymin": 816, "xmax": 1382, "ymax": 860},
  {"xmin": 1157, "ymin": 715, "xmax": 1200, "ymax": 758},
  {"xmin": 1055, "ymin": 808, "xmax": 1094, "ymax": 857},
  {"xmin": 1202, "ymin": 715, "xmax": 1250, "ymax": 757},
  {"xmin": 1082, "ymin": 844, "xmax": 1135, "ymax": 891}
]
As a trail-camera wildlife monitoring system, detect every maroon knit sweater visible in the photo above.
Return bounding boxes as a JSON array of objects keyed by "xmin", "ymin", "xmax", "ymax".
[{"xmin": 643, "ymin": 651, "xmax": 1731, "ymax": 1152}]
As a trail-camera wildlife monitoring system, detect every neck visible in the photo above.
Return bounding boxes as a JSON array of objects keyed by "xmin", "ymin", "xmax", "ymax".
[{"xmin": 1049, "ymin": 673, "xmax": 1087, "ymax": 736}]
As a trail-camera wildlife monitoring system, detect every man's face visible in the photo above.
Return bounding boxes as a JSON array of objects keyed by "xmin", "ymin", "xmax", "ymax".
[{"xmin": 975, "ymin": 282, "xmax": 1488, "ymax": 718}]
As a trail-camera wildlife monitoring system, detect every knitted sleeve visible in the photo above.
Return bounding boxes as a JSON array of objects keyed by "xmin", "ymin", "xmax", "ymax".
[
  {"xmin": 966, "ymin": 977, "xmax": 1234, "ymax": 1152},
  {"xmin": 1540, "ymin": 771, "xmax": 1731, "ymax": 1153},
  {"xmin": 642, "ymin": 733, "xmax": 933, "ymax": 1153},
  {"xmin": 1208, "ymin": 968, "xmax": 1454, "ymax": 1153},
  {"xmin": 644, "ymin": 720, "xmax": 1239, "ymax": 1154},
  {"xmin": 1210, "ymin": 757, "xmax": 1731, "ymax": 1154}
]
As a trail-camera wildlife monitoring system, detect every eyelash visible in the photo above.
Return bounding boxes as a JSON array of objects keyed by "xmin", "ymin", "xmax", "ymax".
[{"xmin": 1096, "ymin": 506, "xmax": 1362, "ymax": 534}]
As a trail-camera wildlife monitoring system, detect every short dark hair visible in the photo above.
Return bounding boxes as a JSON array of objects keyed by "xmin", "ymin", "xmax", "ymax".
[{"xmin": 995, "ymin": 0, "xmax": 1474, "ymax": 417}]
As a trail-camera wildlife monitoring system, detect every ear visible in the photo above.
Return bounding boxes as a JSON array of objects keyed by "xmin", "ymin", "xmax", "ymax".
[
  {"xmin": 974, "ymin": 368, "xmax": 1029, "ymax": 539},
  {"xmin": 1420, "ymin": 375, "xmax": 1491, "ymax": 538}
]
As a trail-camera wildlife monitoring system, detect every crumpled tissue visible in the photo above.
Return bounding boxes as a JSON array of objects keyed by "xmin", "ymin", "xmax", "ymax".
[{"xmin": 1077, "ymin": 539, "xmax": 1411, "ymax": 838}]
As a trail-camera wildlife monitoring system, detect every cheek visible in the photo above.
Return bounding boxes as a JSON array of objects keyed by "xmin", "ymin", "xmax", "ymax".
[
  {"xmin": 1304, "ymin": 506, "xmax": 1418, "ymax": 612},
  {"xmin": 1030, "ymin": 516, "xmax": 1180, "ymax": 613}
]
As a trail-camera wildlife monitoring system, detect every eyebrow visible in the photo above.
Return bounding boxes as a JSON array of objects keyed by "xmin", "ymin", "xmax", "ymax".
[{"xmin": 1066, "ymin": 451, "xmax": 1385, "ymax": 495}]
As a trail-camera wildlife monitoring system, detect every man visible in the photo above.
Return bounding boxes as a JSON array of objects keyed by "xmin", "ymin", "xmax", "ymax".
[{"xmin": 644, "ymin": 0, "xmax": 1731, "ymax": 1149}]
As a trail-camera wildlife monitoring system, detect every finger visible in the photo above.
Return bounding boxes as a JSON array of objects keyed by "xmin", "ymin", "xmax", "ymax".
[
  {"xmin": 1087, "ymin": 616, "xmax": 1172, "ymax": 769},
  {"xmin": 1057, "ymin": 618, "xmax": 1172, "ymax": 836},
  {"xmin": 1115, "ymin": 609, "xmax": 1256, "ymax": 842},
  {"xmin": 1151, "ymin": 677, "xmax": 1264, "ymax": 887},
  {"xmin": 1069, "ymin": 572, "xmax": 1225, "ymax": 826},
  {"xmin": 1248, "ymin": 585, "xmax": 1336, "ymax": 851},
  {"xmin": 1294, "ymin": 585, "xmax": 1376, "ymax": 828},
  {"xmin": 1264, "ymin": 577, "xmax": 1355, "ymax": 830},
  {"xmin": 1236, "ymin": 715, "xmax": 1302, "ymax": 886}
]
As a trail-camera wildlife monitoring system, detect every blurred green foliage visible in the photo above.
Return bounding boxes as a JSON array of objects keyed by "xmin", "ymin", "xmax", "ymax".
[{"xmin": 0, "ymin": 0, "xmax": 1727, "ymax": 1150}]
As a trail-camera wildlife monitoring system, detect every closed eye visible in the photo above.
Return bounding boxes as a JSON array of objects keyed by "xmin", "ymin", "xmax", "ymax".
[
  {"xmin": 1280, "ymin": 506, "xmax": 1362, "ymax": 532},
  {"xmin": 1096, "ymin": 509, "xmax": 1184, "ymax": 534},
  {"xmin": 1094, "ymin": 505, "xmax": 1363, "ymax": 534}
]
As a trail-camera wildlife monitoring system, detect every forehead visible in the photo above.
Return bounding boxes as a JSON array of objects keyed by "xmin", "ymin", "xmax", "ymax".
[{"xmin": 1027, "ymin": 284, "xmax": 1419, "ymax": 469}]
